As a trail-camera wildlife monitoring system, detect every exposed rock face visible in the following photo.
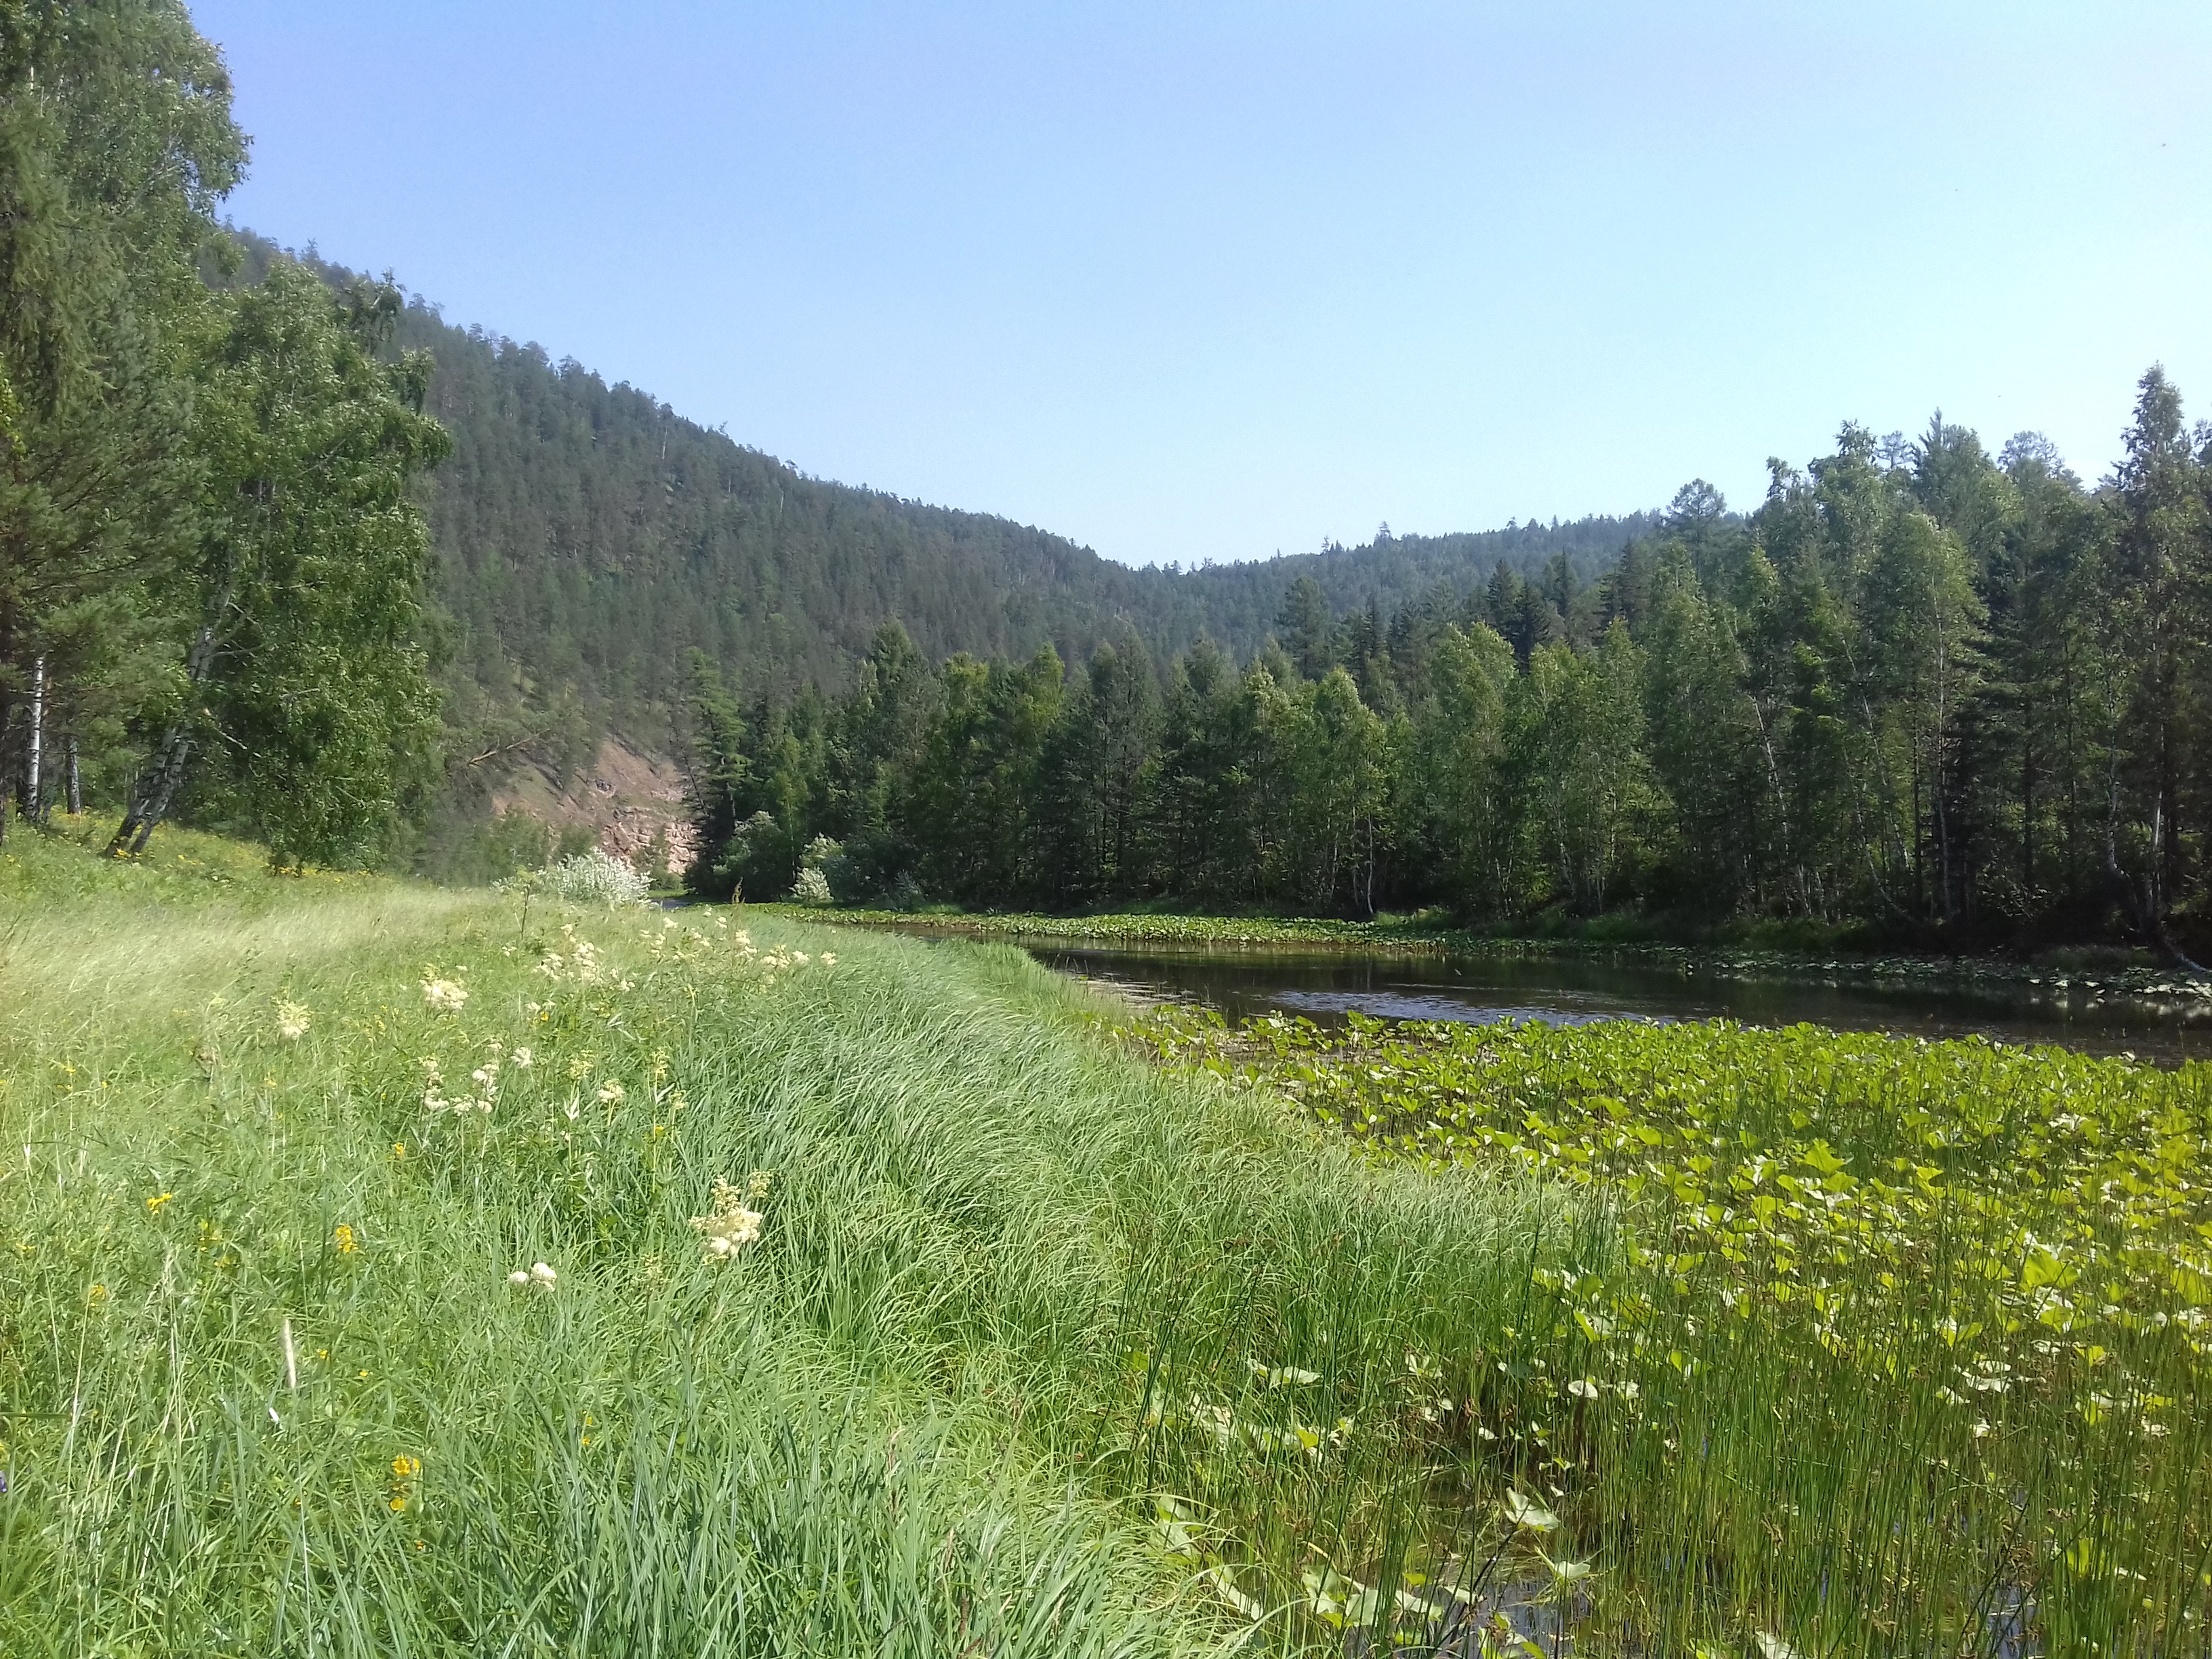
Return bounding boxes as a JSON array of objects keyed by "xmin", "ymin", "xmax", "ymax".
[{"xmin": 488, "ymin": 739, "xmax": 699, "ymax": 878}]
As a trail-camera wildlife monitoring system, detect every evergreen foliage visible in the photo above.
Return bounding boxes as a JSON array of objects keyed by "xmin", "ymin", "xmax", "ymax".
[
  {"xmin": 224, "ymin": 231, "xmax": 1643, "ymax": 879},
  {"xmin": 687, "ymin": 392, "xmax": 2212, "ymax": 958},
  {"xmin": 5, "ymin": 9, "xmax": 2208, "ymax": 963}
]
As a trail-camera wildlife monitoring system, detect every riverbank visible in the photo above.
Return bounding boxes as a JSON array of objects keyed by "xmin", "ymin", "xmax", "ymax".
[
  {"xmin": 781, "ymin": 903, "xmax": 2212, "ymax": 1007},
  {"xmin": 1114, "ymin": 1000, "xmax": 2210, "ymax": 1650},
  {"xmin": 7, "ymin": 831, "xmax": 2200, "ymax": 1651}
]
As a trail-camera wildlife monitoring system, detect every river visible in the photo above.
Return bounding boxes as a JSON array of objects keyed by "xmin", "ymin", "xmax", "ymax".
[{"xmin": 986, "ymin": 939, "xmax": 2210, "ymax": 1065}]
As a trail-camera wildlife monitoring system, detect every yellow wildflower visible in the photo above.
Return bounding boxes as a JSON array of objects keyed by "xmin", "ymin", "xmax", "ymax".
[{"xmin": 388, "ymin": 1452, "xmax": 420, "ymax": 1513}]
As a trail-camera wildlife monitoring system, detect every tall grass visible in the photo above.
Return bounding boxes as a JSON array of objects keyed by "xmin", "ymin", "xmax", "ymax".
[
  {"xmin": 1127, "ymin": 1005, "xmax": 2212, "ymax": 1653},
  {"xmin": 0, "ymin": 831, "xmax": 1566, "ymax": 1654}
]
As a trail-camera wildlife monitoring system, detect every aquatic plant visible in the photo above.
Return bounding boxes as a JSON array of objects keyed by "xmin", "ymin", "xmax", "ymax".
[{"xmin": 1122, "ymin": 1004, "xmax": 2212, "ymax": 1652}]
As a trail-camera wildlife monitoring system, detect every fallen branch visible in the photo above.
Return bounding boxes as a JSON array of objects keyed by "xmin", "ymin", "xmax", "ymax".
[{"xmin": 458, "ymin": 729, "xmax": 551, "ymax": 770}]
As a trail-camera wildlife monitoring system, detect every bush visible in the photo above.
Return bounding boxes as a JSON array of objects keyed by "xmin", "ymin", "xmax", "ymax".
[
  {"xmin": 790, "ymin": 865, "xmax": 834, "ymax": 905},
  {"xmin": 498, "ymin": 846, "xmax": 649, "ymax": 906},
  {"xmin": 705, "ymin": 811, "xmax": 792, "ymax": 903}
]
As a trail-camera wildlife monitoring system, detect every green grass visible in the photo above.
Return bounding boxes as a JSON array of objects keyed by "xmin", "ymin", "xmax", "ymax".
[
  {"xmin": 12, "ymin": 823, "xmax": 2203, "ymax": 1653},
  {"xmin": 1123, "ymin": 1005, "xmax": 2212, "ymax": 1653},
  {"xmin": 0, "ymin": 830, "xmax": 1570, "ymax": 1656}
]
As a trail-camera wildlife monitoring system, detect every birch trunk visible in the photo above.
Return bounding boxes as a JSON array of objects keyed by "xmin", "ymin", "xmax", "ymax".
[{"xmin": 24, "ymin": 655, "xmax": 43, "ymax": 823}]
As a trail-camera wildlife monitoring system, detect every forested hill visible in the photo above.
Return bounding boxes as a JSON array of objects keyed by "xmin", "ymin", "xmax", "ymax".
[{"xmin": 226, "ymin": 232, "xmax": 1652, "ymax": 766}]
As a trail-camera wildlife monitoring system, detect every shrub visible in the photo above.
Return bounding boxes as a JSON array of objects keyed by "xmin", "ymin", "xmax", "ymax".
[
  {"xmin": 790, "ymin": 865, "xmax": 834, "ymax": 905},
  {"xmin": 499, "ymin": 847, "xmax": 649, "ymax": 906}
]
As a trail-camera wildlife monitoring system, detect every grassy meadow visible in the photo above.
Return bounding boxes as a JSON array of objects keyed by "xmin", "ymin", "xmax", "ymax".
[
  {"xmin": 0, "ymin": 823, "xmax": 2204, "ymax": 1654},
  {"xmin": 0, "ymin": 825, "xmax": 1566, "ymax": 1656}
]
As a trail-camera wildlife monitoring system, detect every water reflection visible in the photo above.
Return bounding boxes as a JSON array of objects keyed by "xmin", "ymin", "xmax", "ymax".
[{"xmin": 1008, "ymin": 943, "xmax": 2209, "ymax": 1067}]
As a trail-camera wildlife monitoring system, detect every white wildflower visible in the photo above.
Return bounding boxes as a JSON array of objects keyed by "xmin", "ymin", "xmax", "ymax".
[
  {"xmin": 422, "ymin": 977, "xmax": 469, "ymax": 1012},
  {"xmin": 512, "ymin": 1046, "xmax": 533, "ymax": 1068},
  {"xmin": 274, "ymin": 1000, "xmax": 313, "ymax": 1041},
  {"xmin": 691, "ymin": 1174, "xmax": 770, "ymax": 1263},
  {"xmin": 497, "ymin": 848, "xmax": 649, "ymax": 906}
]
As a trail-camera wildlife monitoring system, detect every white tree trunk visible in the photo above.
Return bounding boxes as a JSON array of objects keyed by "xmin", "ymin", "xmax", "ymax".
[{"xmin": 24, "ymin": 655, "xmax": 43, "ymax": 817}]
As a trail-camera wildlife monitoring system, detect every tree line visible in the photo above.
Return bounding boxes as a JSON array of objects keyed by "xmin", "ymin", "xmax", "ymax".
[
  {"xmin": 1, "ymin": 2, "xmax": 447, "ymax": 867},
  {"xmin": 689, "ymin": 386, "xmax": 2212, "ymax": 958},
  {"xmin": 0, "ymin": 1, "xmax": 1648, "ymax": 881},
  {"xmin": 221, "ymin": 232, "xmax": 1645, "ymax": 880}
]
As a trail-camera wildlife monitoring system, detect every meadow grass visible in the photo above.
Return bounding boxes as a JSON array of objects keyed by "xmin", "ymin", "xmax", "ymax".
[
  {"xmin": 14, "ymin": 821, "xmax": 2199, "ymax": 1654},
  {"xmin": 1125, "ymin": 1006, "xmax": 2212, "ymax": 1654},
  {"xmin": 0, "ymin": 830, "xmax": 1568, "ymax": 1656}
]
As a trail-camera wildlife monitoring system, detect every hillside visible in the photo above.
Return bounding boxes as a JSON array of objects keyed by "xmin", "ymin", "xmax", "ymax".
[{"xmin": 224, "ymin": 234, "xmax": 1654, "ymax": 868}]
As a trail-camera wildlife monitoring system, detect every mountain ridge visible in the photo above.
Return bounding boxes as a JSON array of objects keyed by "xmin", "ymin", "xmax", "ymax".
[{"xmin": 222, "ymin": 231, "xmax": 1662, "ymax": 867}]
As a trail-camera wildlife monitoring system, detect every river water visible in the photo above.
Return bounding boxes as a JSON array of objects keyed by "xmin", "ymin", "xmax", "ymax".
[{"xmin": 991, "ymin": 939, "xmax": 2211, "ymax": 1066}]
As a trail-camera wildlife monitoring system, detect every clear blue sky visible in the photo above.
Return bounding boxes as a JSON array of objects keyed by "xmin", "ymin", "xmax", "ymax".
[{"xmin": 194, "ymin": 1, "xmax": 2210, "ymax": 569}]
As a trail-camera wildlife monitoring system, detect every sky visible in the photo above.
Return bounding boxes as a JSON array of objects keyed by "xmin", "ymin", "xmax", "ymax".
[{"xmin": 192, "ymin": 1, "xmax": 2212, "ymax": 569}]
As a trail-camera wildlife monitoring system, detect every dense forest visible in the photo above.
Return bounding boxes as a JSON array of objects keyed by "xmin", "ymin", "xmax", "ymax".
[
  {"xmin": 224, "ymin": 233, "xmax": 1651, "ymax": 874},
  {"xmin": 689, "ymin": 399, "xmax": 2212, "ymax": 958},
  {"xmin": 232, "ymin": 231, "xmax": 1647, "ymax": 782},
  {"xmin": 0, "ymin": 0, "xmax": 1644, "ymax": 880},
  {"xmin": 10, "ymin": 4, "xmax": 2211, "ymax": 961}
]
